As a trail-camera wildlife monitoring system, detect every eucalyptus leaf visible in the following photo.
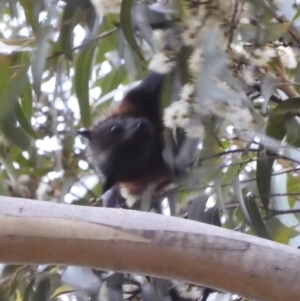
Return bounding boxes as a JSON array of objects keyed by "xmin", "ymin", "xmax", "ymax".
[
  {"xmin": 32, "ymin": 278, "xmax": 51, "ymax": 301},
  {"xmin": 1, "ymin": 113, "xmax": 30, "ymax": 150},
  {"xmin": 256, "ymin": 151, "xmax": 274, "ymax": 212},
  {"xmin": 32, "ymin": 25, "xmax": 52, "ymax": 98},
  {"xmin": 267, "ymin": 97, "xmax": 300, "ymax": 140},
  {"xmin": 270, "ymin": 173, "xmax": 300, "ymax": 230},
  {"xmin": 75, "ymin": 41, "xmax": 97, "ymax": 127},
  {"xmin": 120, "ymin": 0, "xmax": 145, "ymax": 62},
  {"xmin": 0, "ymin": 54, "xmax": 30, "ymax": 119},
  {"xmin": 19, "ymin": 0, "xmax": 43, "ymax": 32},
  {"xmin": 285, "ymin": 116, "xmax": 300, "ymax": 147},
  {"xmin": 14, "ymin": 102, "xmax": 38, "ymax": 139},
  {"xmin": 60, "ymin": 0, "xmax": 78, "ymax": 60}
]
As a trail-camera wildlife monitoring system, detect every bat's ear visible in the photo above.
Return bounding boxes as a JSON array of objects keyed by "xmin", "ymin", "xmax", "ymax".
[{"xmin": 77, "ymin": 129, "xmax": 92, "ymax": 139}]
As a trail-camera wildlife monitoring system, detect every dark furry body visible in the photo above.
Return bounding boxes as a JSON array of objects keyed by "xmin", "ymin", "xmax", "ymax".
[{"xmin": 79, "ymin": 72, "xmax": 170, "ymax": 195}]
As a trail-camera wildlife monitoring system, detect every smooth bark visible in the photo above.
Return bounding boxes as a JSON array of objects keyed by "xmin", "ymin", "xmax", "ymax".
[{"xmin": 0, "ymin": 196, "xmax": 299, "ymax": 301}]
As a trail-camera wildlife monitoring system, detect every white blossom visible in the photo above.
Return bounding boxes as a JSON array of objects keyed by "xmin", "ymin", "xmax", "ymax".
[
  {"xmin": 252, "ymin": 46, "xmax": 276, "ymax": 66},
  {"xmin": 276, "ymin": 46, "xmax": 297, "ymax": 69},
  {"xmin": 188, "ymin": 48, "xmax": 204, "ymax": 76},
  {"xmin": 181, "ymin": 19, "xmax": 201, "ymax": 46},
  {"xmin": 231, "ymin": 43, "xmax": 249, "ymax": 57},
  {"xmin": 240, "ymin": 17, "xmax": 250, "ymax": 24},
  {"xmin": 231, "ymin": 107, "xmax": 256, "ymax": 131},
  {"xmin": 203, "ymin": 99, "xmax": 255, "ymax": 131},
  {"xmin": 172, "ymin": 281, "xmax": 203, "ymax": 300},
  {"xmin": 180, "ymin": 83, "xmax": 195, "ymax": 102},
  {"xmin": 90, "ymin": 0, "xmax": 122, "ymax": 14},
  {"xmin": 241, "ymin": 67, "xmax": 256, "ymax": 85},
  {"xmin": 149, "ymin": 52, "xmax": 176, "ymax": 74},
  {"xmin": 163, "ymin": 100, "xmax": 190, "ymax": 129}
]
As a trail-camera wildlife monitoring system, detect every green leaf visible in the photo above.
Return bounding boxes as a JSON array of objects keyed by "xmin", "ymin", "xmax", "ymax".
[
  {"xmin": 261, "ymin": 23, "xmax": 290, "ymax": 43},
  {"xmin": 285, "ymin": 115, "xmax": 300, "ymax": 147},
  {"xmin": 13, "ymin": 102, "xmax": 38, "ymax": 139},
  {"xmin": 1, "ymin": 113, "xmax": 30, "ymax": 150},
  {"xmin": 32, "ymin": 25, "xmax": 52, "ymax": 98},
  {"xmin": 96, "ymin": 16, "xmax": 118, "ymax": 63},
  {"xmin": 256, "ymin": 151, "xmax": 274, "ymax": 212},
  {"xmin": 233, "ymin": 176, "xmax": 271, "ymax": 239},
  {"xmin": 0, "ymin": 172, "xmax": 9, "ymax": 196},
  {"xmin": 292, "ymin": 7, "xmax": 300, "ymax": 21},
  {"xmin": 20, "ymin": 75, "xmax": 33, "ymax": 120},
  {"xmin": 177, "ymin": 46, "xmax": 193, "ymax": 84},
  {"xmin": 51, "ymin": 285, "xmax": 74, "ymax": 299},
  {"xmin": 173, "ymin": 0, "xmax": 183, "ymax": 18},
  {"xmin": 75, "ymin": 41, "xmax": 97, "ymax": 127},
  {"xmin": 188, "ymin": 195, "xmax": 209, "ymax": 222},
  {"xmin": 120, "ymin": 0, "xmax": 144, "ymax": 62},
  {"xmin": 23, "ymin": 278, "xmax": 35, "ymax": 301},
  {"xmin": 97, "ymin": 65, "xmax": 127, "ymax": 97},
  {"xmin": 188, "ymin": 195, "xmax": 221, "ymax": 226},
  {"xmin": 32, "ymin": 278, "xmax": 51, "ymax": 301},
  {"xmin": 243, "ymin": 194, "xmax": 272, "ymax": 240},
  {"xmin": 199, "ymin": 119, "xmax": 223, "ymax": 163},
  {"xmin": 60, "ymin": 1, "xmax": 78, "ymax": 61},
  {"xmin": 267, "ymin": 218, "xmax": 297, "ymax": 244},
  {"xmin": 0, "ymin": 54, "xmax": 30, "ymax": 119},
  {"xmin": 222, "ymin": 158, "xmax": 247, "ymax": 197},
  {"xmin": 267, "ymin": 97, "xmax": 300, "ymax": 140},
  {"xmin": 0, "ymin": 56, "xmax": 11, "ymax": 100},
  {"xmin": 19, "ymin": 0, "xmax": 43, "ymax": 32}
]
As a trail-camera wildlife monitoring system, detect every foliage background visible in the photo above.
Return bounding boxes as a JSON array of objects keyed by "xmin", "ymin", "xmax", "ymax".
[{"xmin": 1, "ymin": 0, "xmax": 300, "ymax": 300}]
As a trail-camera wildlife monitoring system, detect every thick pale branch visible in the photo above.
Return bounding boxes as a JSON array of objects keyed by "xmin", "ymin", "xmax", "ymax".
[{"xmin": 0, "ymin": 197, "xmax": 299, "ymax": 301}]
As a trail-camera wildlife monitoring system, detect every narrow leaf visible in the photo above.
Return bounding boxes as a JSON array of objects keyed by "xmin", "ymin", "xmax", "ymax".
[
  {"xmin": 19, "ymin": 0, "xmax": 43, "ymax": 32},
  {"xmin": 32, "ymin": 25, "xmax": 52, "ymax": 98},
  {"xmin": 75, "ymin": 41, "xmax": 97, "ymax": 127},
  {"xmin": 285, "ymin": 115, "xmax": 300, "ymax": 147},
  {"xmin": 1, "ymin": 113, "xmax": 30, "ymax": 150},
  {"xmin": 233, "ymin": 176, "xmax": 271, "ymax": 239},
  {"xmin": 0, "ymin": 54, "xmax": 30, "ymax": 119},
  {"xmin": 120, "ymin": 0, "xmax": 144, "ymax": 62},
  {"xmin": 267, "ymin": 97, "xmax": 300, "ymax": 140},
  {"xmin": 188, "ymin": 195, "xmax": 209, "ymax": 222},
  {"xmin": 60, "ymin": 1, "xmax": 77, "ymax": 60},
  {"xmin": 32, "ymin": 278, "xmax": 51, "ymax": 301},
  {"xmin": 256, "ymin": 151, "xmax": 274, "ymax": 212},
  {"xmin": 13, "ymin": 102, "xmax": 38, "ymax": 138},
  {"xmin": 51, "ymin": 285, "xmax": 74, "ymax": 299},
  {"xmin": 244, "ymin": 194, "xmax": 272, "ymax": 240},
  {"xmin": 20, "ymin": 75, "xmax": 33, "ymax": 120}
]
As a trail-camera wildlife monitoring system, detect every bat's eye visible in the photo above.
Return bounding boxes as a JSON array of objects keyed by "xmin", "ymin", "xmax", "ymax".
[{"xmin": 110, "ymin": 124, "xmax": 123, "ymax": 135}]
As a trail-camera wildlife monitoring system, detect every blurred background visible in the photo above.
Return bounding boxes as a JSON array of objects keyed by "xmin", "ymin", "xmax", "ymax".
[{"xmin": 1, "ymin": 0, "xmax": 300, "ymax": 300}]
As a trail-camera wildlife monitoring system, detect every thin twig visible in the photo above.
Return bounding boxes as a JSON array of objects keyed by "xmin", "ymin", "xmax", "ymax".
[{"xmin": 47, "ymin": 27, "xmax": 119, "ymax": 60}]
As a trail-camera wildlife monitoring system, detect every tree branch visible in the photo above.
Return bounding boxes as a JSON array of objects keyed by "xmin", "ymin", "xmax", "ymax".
[{"xmin": 0, "ymin": 197, "xmax": 300, "ymax": 301}]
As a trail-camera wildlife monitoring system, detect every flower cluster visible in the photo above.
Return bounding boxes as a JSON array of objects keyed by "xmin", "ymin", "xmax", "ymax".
[
  {"xmin": 188, "ymin": 48, "xmax": 204, "ymax": 76},
  {"xmin": 163, "ymin": 83, "xmax": 205, "ymax": 139},
  {"xmin": 231, "ymin": 44, "xmax": 277, "ymax": 67},
  {"xmin": 276, "ymin": 46, "xmax": 297, "ymax": 69},
  {"xmin": 204, "ymin": 98, "xmax": 256, "ymax": 132},
  {"xmin": 232, "ymin": 42, "xmax": 298, "ymax": 71},
  {"xmin": 148, "ymin": 51, "xmax": 177, "ymax": 74},
  {"xmin": 172, "ymin": 281, "xmax": 204, "ymax": 300}
]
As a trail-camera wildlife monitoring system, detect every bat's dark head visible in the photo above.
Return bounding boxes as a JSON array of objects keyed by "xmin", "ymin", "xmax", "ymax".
[{"xmin": 78, "ymin": 115, "xmax": 161, "ymax": 181}]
